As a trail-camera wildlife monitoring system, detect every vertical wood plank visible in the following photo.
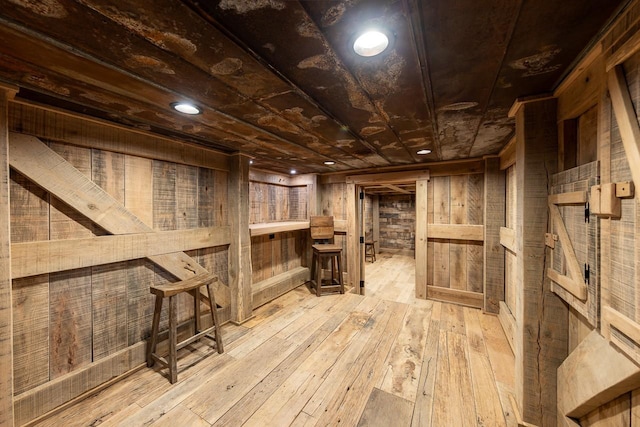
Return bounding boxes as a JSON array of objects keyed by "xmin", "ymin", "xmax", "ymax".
[
  {"xmin": 372, "ymin": 195, "xmax": 380, "ymax": 254},
  {"xmin": 514, "ymin": 97, "xmax": 567, "ymax": 426},
  {"xmin": 433, "ymin": 177, "xmax": 450, "ymax": 289},
  {"xmin": 0, "ymin": 85, "xmax": 16, "ymax": 427},
  {"xmin": 415, "ymin": 179, "xmax": 428, "ymax": 299},
  {"xmin": 91, "ymin": 149, "xmax": 128, "ymax": 361},
  {"xmin": 427, "ymin": 180, "xmax": 434, "ymax": 286},
  {"xmin": 48, "ymin": 143, "xmax": 93, "ymax": 379},
  {"xmin": 483, "ymin": 158, "xmax": 505, "ymax": 313},
  {"xmin": 176, "ymin": 164, "xmax": 198, "ymax": 323},
  {"xmin": 449, "ymin": 175, "xmax": 467, "ymax": 291},
  {"xmin": 466, "ymin": 173, "xmax": 484, "ymax": 294},
  {"xmin": 10, "ymin": 168, "xmax": 49, "ymax": 394},
  {"xmin": 229, "ymin": 154, "xmax": 252, "ymax": 323},
  {"xmin": 124, "ymin": 156, "xmax": 155, "ymax": 345}
]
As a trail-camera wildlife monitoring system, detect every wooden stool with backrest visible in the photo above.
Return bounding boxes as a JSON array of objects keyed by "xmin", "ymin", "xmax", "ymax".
[
  {"xmin": 147, "ymin": 272, "xmax": 223, "ymax": 384},
  {"xmin": 309, "ymin": 216, "xmax": 344, "ymax": 296}
]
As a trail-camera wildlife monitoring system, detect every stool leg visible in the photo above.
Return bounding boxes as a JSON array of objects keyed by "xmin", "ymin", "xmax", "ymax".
[
  {"xmin": 193, "ymin": 289, "xmax": 201, "ymax": 334},
  {"xmin": 310, "ymin": 250, "xmax": 317, "ymax": 292},
  {"xmin": 206, "ymin": 283, "xmax": 224, "ymax": 354},
  {"xmin": 147, "ymin": 294, "xmax": 163, "ymax": 367},
  {"xmin": 168, "ymin": 295, "xmax": 178, "ymax": 384},
  {"xmin": 315, "ymin": 253, "xmax": 322, "ymax": 297},
  {"xmin": 337, "ymin": 254, "xmax": 344, "ymax": 294}
]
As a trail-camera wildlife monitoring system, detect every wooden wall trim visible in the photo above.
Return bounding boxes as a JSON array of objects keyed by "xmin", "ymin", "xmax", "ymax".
[
  {"xmin": 426, "ymin": 286, "xmax": 483, "ymax": 309},
  {"xmin": 346, "ymin": 183, "xmax": 359, "ymax": 293},
  {"xmin": 9, "ymin": 101, "xmax": 230, "ymax": 171},
  {"xmin": 499, "ymin": 137, "xmax": 516, "ymax": 170},
  {"xmin": 12, "ymin": 226, "xmax": 231, "ymax": 279},
  {"xmin": 0, "ymin": 83, "xmax": 16, "ymax": 427},
  {"xmin": 346, "ymin": 170, "xmax": 430, "ymax": 185},
  {"xmin": 499, "ymin": 227, "xmax": 517, "ymax": 253}
]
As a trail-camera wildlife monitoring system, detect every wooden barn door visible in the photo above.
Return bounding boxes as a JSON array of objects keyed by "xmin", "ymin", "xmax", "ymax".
[{"xmin": 547, "ymin": 161, "xmax": 599, "ymax": 326}]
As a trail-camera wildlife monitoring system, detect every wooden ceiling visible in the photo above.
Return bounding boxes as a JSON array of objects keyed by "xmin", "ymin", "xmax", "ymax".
[{"xmin": 0, "ymin": 0, "xmax": 628, "ymax": 175}]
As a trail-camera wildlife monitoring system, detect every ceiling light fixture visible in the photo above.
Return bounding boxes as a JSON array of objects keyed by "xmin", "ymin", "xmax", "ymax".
[
  {"xmin": 324, "ymin": 160, "xmax": 336, "ymax": 165},
  {"xmin": 417, "ymin": 149, "xmax": 432, "ymax": 155},
  {"xmin": 249, "ymin": 159, "xmax": 254, "ymax": 165},
  {"xmin": 290, "ymin": 169, "xmax": 297, "ymax": 175},
  {"xmin": 353, "ymin": 30, "xmax": 389, "ymax": 57},
  {"xmin": 170, "ymin": 102, "xmax": 202, "ymax": 115}
]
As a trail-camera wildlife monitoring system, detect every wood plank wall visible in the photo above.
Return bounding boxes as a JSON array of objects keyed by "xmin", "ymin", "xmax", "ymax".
[
  {"xmin": 7, "ymin": 103, "xmax": 231, "ymax": 423},
  {"xmin": 319, "ymin": 182, "xmax": 349, "ymax": 275}
]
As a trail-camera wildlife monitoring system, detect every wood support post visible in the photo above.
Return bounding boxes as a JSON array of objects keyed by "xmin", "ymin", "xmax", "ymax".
[
  {"xmin": 229, "ymin": 154, "xmax": 253, "ymax": 324},
  {"xmin": 415, "ymin": 178, "xmax": 428, "ymax": 299},
  {"xmin": 483, "ymin": 156, "xmax": 505, "ymax": 313},
  {"xmin": 346, "ymin": 183, "xmax": 360, "ymax": 294},
  {"xmin": 513, "ymin": 97, "xmax": 567, "ymax": 426},
  {"xmin": 0, "ymin": 84, "xmax": 17, "ymax": 427}
]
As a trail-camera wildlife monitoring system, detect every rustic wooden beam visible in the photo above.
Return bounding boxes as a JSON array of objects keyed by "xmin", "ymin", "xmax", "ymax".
[
  {"xmin": 12, "ymin": 226, "xmax": 230, "ymax": 279},
  {"xmin": 383, "ymin": 184, "xmax": 412, "ymax": 194},
  {"xmin": 228, "ymin": 154, "xmax": 253, "ymax": 323},
  {"xmin": 415, "ymin": 178, "xmax": 428, "ymax": 299},
  {"xmin": 548, "ymin": 191, "xmax": 587, "ymax": 205},
  {"xmin": 608, "ymin": 65, "xmax": 640, "ymax": 188},
  {"xmin": 606, "ymin": 29, "xmax": 640, "ymax": 71},
  {"xmin": 0, "ymin": 82, "xmax": 17, "ymax": 427},
  {"xmin": 427, "ymin": 224, "xmax": 484, "ymax": 241},
  {"xmin": 372, "ymin": 195, "xmax": 380, "ymax": 254},
  {"xmin": 346, "ymin": 170, "xmax": 430, "ymax": 185},
  {"xmin": 602, "ymin": 306, "xmax": 640, "ymax": 365},
  {"xmin": 426, "ymin": 286, "xmax": 483, "ymax": 309},
  {"xmin": 251, "ymin": 266, "xmax": 309, "ymax": 308},
  {"xmin": 483, "ymin": 157, "xmax": 505, "ymax": 313},
  {"xmin": 8, "ymin": 133, "xmax": 228, "ymax": 306},
  {"xmin": 514, "ymin": 97, "xmax": 566, "ymax": 426}
]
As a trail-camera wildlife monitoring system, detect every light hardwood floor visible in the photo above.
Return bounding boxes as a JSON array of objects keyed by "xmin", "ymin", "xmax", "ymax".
[{"xmin": 34, "ymin": 250, "xmax": 516, "ymax": 427}]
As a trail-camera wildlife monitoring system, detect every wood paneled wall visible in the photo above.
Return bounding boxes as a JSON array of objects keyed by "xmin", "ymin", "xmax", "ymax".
[
  {"xmin": 319, "ymin": 182, "xmax": 349, "ymax": 273},
  {"xmin": 249, "ymin": 182, "xmax": 308, "ymax": 224},
  {"xmin": 7, "ymin": 103, "xmax": 231, "ymax": 424}
]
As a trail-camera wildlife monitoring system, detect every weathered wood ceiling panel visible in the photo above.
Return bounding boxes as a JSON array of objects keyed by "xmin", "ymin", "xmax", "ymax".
[{"xmin": 0, "ymin": 0, "xmax": 629, "ymax": 174}]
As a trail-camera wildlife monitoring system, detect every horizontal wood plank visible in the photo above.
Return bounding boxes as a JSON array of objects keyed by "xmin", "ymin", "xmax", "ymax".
[
  {"xmin": 428, "ymin": 224, "xmax": 484, "ymax": 241},
  {"xmin": 12, "ymin": 227, "xmax": 230, "ymax": 278},
  {"xmin": 252, "ymin": 266, "xmax": 310, "ymax": 308},
  {"xmin": 498, "ymin": 301, "xmax": 516, "ymax": 355},
  {"xmin": 548, "ymin": 191, "xmax": 587, "ymax": 205},
  {"xmin": 499, "ymin": 138, "xmax": 516, "ymax": 170},
  {"xmin": 346, "ymin": 170, "xmax": 430, "ymax": 185},
  {"xmin": 427, "ymin": 286, "xmax": 483, "ymax": 309}
]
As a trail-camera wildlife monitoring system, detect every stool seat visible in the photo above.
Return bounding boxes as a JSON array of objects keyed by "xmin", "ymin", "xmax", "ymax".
[
  {"xmin": 312, "ymin": 243, "xmax": 343, "ymax": 252},
  {"xmin": 147, "ymin": 272, "xmax": 223, "ymax": 384}
]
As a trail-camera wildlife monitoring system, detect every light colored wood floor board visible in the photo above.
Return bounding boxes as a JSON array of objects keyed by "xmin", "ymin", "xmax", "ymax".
[{"xmin": 38, "ymin": 275, "xmax": 515, "ymax": 427}]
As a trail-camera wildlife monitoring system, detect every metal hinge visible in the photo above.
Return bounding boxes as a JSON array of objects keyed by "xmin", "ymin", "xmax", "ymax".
[
  {"xmin": 584, "ymin": 263, "xmax": 590, "ymax": 285},
  {"xmin": 359, "ymin": 191, "xmax": 365, "ymax": 200},
  {"xmin": 585, "ymin": 202, "xmax": 590, "ymax": 223},
  {"xmin": 360, "ymin": 236, "xmax": 364, "ymax": 244},
  {"xmin": 360, "ymin": 280, "xmax": 365, "ymax": 288}
]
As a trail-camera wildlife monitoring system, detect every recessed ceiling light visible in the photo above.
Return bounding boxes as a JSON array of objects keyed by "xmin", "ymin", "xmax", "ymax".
[
  {"xmin": 290, "ymin": 169, "xmax": 297, "ymax": 175},
  {"xmin": 324, "ymin": 160, "xmax": 336, "ymax": 165},
  {"xmin": 353, "ymin": 30, "xmax": 389, "ymax": 57},
  {"xmin": 417, "ymin": 149, "xmax": 432, "ymax": 155},
  {"xmin": 170, "ymin": 102, "xmax": 202, "ymax": 115},
  {"xmin": 249, "ymin": 159, "xmax": 253, "ymax": 165}
]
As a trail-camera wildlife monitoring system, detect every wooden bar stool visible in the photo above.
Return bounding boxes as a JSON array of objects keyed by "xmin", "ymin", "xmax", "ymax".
[
  {"xmin": 147, "ymin": 272, "xmax": 223, "ymax": 384},
  {"xmin": 365, "ymin": 240, "xmax": 377, "ymax": 263},
  {"xmin": 309, "ymin": 216, "xmax": 344, "ymax": 296}
]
